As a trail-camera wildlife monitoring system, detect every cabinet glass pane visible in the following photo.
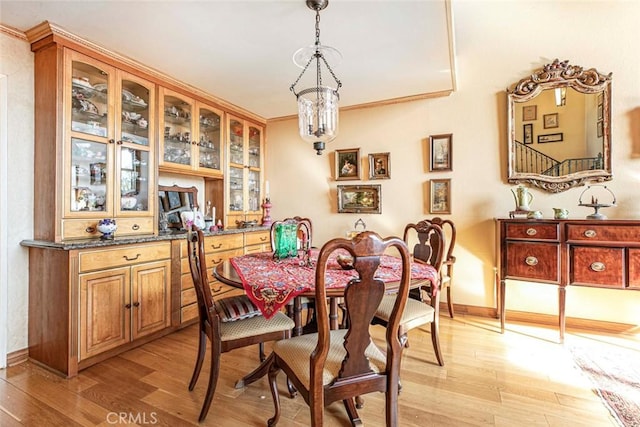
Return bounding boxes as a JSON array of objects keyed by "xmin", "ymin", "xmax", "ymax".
[
  {"xmin": 71, "ymin": 61, "xmax": 108, "ymax": 137},
  {"xmin": 248, "ymin": 169, "xmax": 260, "ymax": 212},
  {"xmin": 120, "ymin": 80, "xmax": 150, "ymax": 146},
  {"xmin": 71, "ymin": 138, "xmax": 108, "ymax": 212},
  {"xmin": 163, "ymin": 95, "xmax": 192, "ymax": 165},
  {"xmin": 229, "ymin": 166, "xmax": 244, "ymax": 211},
  {"xmin": 248, "ymin": 125, "xmax": 261, "ymax": 168},
  {"xmin": 198, "ymin": 108, "xmax": 221, "ymax": 170},
  {"xmin": 119, "ymin": 147, "xmax": 150, "ymax": 212},
  {"xmin": 229, "ymin": 119, "xmax": 244, "ymax": 165}
]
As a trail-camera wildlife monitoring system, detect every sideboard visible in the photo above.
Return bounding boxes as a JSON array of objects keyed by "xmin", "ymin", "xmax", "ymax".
[{"xmin": 495, "ymin": 218, "xmax": 640, "ymax": 341}]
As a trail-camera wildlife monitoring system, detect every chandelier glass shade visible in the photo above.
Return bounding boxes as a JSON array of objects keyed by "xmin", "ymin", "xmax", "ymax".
[{"xmin": 290, "ymin": 0, "xmax": 342, "ymax": 155}]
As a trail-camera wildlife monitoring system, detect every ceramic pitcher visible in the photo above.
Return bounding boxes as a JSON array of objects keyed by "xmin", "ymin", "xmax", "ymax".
[
  {"xmin": 512, "ymin": 185, "xmax": 534, "ymax": 211},
  {"xmin": 553, "ymin": 208, "xmax": 569, "ymax": 219}
]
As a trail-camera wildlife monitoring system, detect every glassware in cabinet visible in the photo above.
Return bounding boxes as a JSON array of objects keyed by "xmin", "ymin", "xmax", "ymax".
[
  {"xmin": 196, "ymin": 105, "xmax": 222, "ymax": 174},
  {"xmin": 159, "ymin": 88, "xmax": 194, "ymax": 169},
  {"xmin": 70, "ymin": 60, "xmax": 110, "ymax": 138},
  {"xmin": 228, "ymin": 166, "xmax": 244, "ymax": 212},
  {"xmin": 118, "ymin": 147, "xmax": 150, "ymax": 214},
  {"xmin": 119, "ymin": 76, "xmax": 152, "ymax": 147},
  {"xmin": 70, "ymin": 138, "xmax": 109, "ymax": 212}
]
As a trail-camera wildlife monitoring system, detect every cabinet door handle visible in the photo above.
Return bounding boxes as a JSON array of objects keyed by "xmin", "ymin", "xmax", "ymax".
[
  {"xmin": 211, "ymin": 243, "xmax": 222, "ymax": 249},
  {"xmin": 584, "ymin": 229, "xmax": 597, "ymax": 238},
  {"xmin": 108, "ymin": 139, "xmax": 115, "ymax": 144},
  {"xmin": 123, "ymin": 253, "xmax": 141, "ymax": 261},
  {"xmin": 116, "ymin": 140, "xmax": 123, "ymax": 145},
  {"xmin": 125, "ymin": 303, "xmax": 132, "ymax": 309},
  {"xmin": 85, "ymin": 226, "xmax": 96, "ymax": 233},
  {"xmin": 212, "ymin": 257, "xmax": 223, "ymax": 265},
  {"xmin": 133, "ymin": 302, "xmax": 140, "ymax": 307},
  {"xmin": 260, "ymin": 236, "xmax": 267, "ymax": 242},
  {"xmin": 525, "ymin": 256, "xmax": 538, "ymax": 266},
  {"xmin": 526, "ymin": 228, "xmax": 537, "ymax": 236},
  {"xmin": 590, "ymin": 262, "xmax": 606, "ymax": 272},
  {"xmin": 132, "ymin": 224, "xmax": 140, "ymax": 230}
]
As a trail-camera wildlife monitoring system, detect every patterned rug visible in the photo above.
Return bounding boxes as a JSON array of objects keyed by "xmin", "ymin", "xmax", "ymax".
[{"xmin": 570, "ymin": 342, "xmax": 640, "ymax": 427}]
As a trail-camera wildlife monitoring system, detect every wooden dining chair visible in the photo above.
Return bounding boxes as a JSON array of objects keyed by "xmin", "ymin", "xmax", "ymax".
[
  {"xmin": 421, "ymin": 217, "xmax": 457, "ymax": 317},
  {"xmin": 265, "ymin": 231, "xmax": 412, "ymax": 426},
  {"xmin": 371, "ymin": 222, "xmax": 445, "ymax": 366},
  {"xmin": 186, "ymin": 226, "xmax": 295, "ymax": 422}
]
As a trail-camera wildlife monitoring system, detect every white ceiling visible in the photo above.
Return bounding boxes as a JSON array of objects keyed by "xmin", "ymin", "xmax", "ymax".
[{"xmin": 0, "ymin": 0, "xmax": 456, "ymax": 120}]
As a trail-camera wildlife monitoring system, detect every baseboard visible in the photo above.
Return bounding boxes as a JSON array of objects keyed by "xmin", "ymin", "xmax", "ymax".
[{"xmin": 6, "ymin": 348, "xmax": 28, "ymax": 366}]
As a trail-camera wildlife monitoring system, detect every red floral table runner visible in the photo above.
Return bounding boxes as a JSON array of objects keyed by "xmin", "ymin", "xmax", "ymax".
[{"xmin": 230, "ymin": 250, "xmax": 439, "ymax": 319}]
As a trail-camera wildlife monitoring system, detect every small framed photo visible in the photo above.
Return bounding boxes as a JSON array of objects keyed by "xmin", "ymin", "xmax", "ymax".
[
  {"xmin": 337, "ymin": 184, "xmax": 381, "ymax": 214},
  {"xmin": 430, "ymin": 179, "xmax": 451, "ymax": 214},
  {"xmin": 335, "ymin": 148, "xmax": 361, "ymax": 180},
  {"xmin": 538, "ymin": 133, "xmax": 563, "ymax": 143},
  {"xmin": 523, "ymin": 123, "xmax": 533, "ymax": 144},
  {"xmin": 597, "ymin": 104, "xmax": 604, "ymax": 121},
  {"xmin": 429, "ymin": 134, "xmax": 452, "ymax": 172},
  {"xmin": 523, "ymin": 105, "xmax": 537, "ymax": 121},
  {"xmin": 543, "ymin": 113, "xmax": 559, "ymax": 129},
  {"xmin": 368, "ymin": 152, "xmax": 390, "ymax": 179},
  {"xmin": 597, "ymin": 120, "xmax": 603, "ymax": 138}
]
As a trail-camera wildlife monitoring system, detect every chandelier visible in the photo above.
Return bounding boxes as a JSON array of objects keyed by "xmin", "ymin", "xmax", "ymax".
[{"xmin": 290, "ymin": 0, "xmax": 342, "ymax": 155}]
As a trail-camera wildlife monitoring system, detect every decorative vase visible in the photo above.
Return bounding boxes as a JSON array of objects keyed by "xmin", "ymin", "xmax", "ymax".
[
  {"xmin": 97, "ymin": 218, "xmax": 117, "ymax": 239},
  {"xmin": 512, "ymin": 185, "xmax": 534, "ymax": 211}
]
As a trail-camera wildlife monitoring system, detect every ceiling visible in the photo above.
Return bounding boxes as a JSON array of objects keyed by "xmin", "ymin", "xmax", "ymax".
[{"xmin": 0, "ymin": 0, "xmax": 456, "ymax": 120}]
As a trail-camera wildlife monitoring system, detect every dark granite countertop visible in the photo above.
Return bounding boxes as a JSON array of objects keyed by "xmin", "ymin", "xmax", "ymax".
[{"xmin": 20, "ymin": 226, "xmax": 270, "ymax": 250}]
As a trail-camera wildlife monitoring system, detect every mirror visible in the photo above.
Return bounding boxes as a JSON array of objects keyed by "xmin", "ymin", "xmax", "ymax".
[
  {"xmin": 507, "ymin": 59, "xmax": 612, "ymax": 192},
  {"xmin": 158, "ymin": 185, "xmax": 198, "ymax": 231}
]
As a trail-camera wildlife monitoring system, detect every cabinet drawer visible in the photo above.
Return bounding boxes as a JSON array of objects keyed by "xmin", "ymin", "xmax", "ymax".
[
  {"xmin": 245, "ymin": 230, "xmax": 270, "ymax": 247},
  {"xmin": 180, "ymin": 248, "xmax": 243, "ymax": 274},
  {"xmin": 79, "ymin": 242, "xmax": 171, "ymax": 272},
  {"xmin": 629, "ymin": 249, "xmax": 640, "ymax": 288},
  {"xmin": 62, "ymin": 219, "xmax": 102, "ymax": 240},
  {"xmin": 115, "ymin": 217, "xmax": 154, "ymax": 236},
  {"xmin": 570, "ymin": 246, "xmax": 624, "ymax": 287},
  {"xmin": 505, "ymin": 241, "xmax": 559, "ymax": 282},
  {"xmin": 505, "ymin": 222, "xmax": 559, "ymax": 241},
  {"xmin": 181, "ymin": 303, "xmax": 199, "ymax": 323},
  {"xmin": 182, "ymin": 287, "xmax": 196, "ymax": 306},
  {"xmin": 180, "ymin": 233, "xmax": 243, "ymax": 257},
  {"xmin": 566, "ymin": 224, "xmax": 640, "ymax": 244}
]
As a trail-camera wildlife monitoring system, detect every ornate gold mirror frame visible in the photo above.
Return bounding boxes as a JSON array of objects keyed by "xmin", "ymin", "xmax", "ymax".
[{"xmin": 507, "ymin": 59, "xmax": 612, "ymax": 192}]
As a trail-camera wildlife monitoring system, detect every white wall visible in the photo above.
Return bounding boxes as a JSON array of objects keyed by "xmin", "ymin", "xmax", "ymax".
[
  {"xmin": 0, "ymin": 29, "xmax": 34, "ymax": 357},
  {"xmin": 266, "ymin": 0, "xmax": 640, "ymax": 325}
]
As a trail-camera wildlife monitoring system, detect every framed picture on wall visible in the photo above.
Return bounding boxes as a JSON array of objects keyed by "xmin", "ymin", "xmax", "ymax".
[
  {"xmin": 368, "ymin": 152, "xmax": 390, "ymax": 179},
  {"xmin": 523, "ymin": 105, "xmax": 537, "ymax": 121},
  {"xmin": 523, "ymin": 123, "xmax": 533, "ymax": 144},
  {"xmin": 335, "ymin": 148, "xmax": 361, "ymax": 181},
  {"xmin": 430, "ymin": 179, "xmax": 451, "ymax": 214},
  {"xmin": 543, "ymin": 113, "xmax": 559, "ymax": 129},
  {"xmin": 337, "ymin": 184, "xmax": 381, "ymax": 214},
  {"xmin": 429, "ymin": 134, "xmax": 452, "ymax": 171}
]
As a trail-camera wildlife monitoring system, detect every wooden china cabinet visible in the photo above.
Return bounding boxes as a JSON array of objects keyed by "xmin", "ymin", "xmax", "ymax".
[
  {"xmin": 158, "ymin": 87, "xmax": 223, "ymax": 178},
  {"xmin": 225, "ymin": 114, "xmax": 264, "ymax": 227}
]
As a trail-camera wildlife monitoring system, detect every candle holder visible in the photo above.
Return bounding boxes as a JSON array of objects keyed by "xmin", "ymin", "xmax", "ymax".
[{"xmin": 261, "ymin": 198, "xmax": 272, "ymax": 227}]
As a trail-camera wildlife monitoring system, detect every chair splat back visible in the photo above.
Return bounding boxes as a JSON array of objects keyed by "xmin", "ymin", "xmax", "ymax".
[
  {"xmin": 187, "ymin": 226, "xmax": 219, "ymax": 328},
  {"xmin": 403, "ymin": 221, "xmax": 445, "ymax": 270}
]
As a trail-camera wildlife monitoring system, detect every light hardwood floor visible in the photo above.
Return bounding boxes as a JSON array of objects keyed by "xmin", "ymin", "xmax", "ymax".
[{"xmin": 1, "ymin": 314, "xmax": 635, "ymax": 426}]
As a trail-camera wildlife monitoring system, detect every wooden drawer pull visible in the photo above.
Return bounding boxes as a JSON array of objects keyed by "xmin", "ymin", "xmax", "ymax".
[
  {"xmin": 211, "ymin": 257, "xmax": 223, "ymax": 265},
  {"xmin": 123, "ymin": 253, "xmax": 141, "ymax": 261},
  {"xmin": 590, "ymin": 262, "xmax": 606, "ymax": 272},
  {"xmin": 525, "ymin": 256, "xmax": 538, "ymax": 266},
  {"xmin": 260, "ymin": 236, "xmax": 268, "ymax": 242},
  {"xmin": 526, "ymin": 228, "xmax": 537, "ymax": 236},
  {"xmin": 211, "ymin": 243, "xmax": 222, "ymax": 250},
  {"xmin": 584, "ymin": 229, "xmax": 597, "ymax": 238}
]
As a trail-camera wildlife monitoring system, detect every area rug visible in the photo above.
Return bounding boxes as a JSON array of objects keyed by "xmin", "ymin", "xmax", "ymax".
[{"xmin": 570, "ymin": 342, "xmax": 640, "ymax": 427}]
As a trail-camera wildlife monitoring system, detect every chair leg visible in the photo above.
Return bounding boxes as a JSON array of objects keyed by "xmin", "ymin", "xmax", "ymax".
[
  {"xmin": 430, "ymin": 320, "xmax": 444, "ymax": 366},
  {"xmin": 446, "ymin": 285, "xmax": 454, "ymax": 318},
  {"xmin": 267, "ymin": 357, "xmax": 282, "ymax": 427},
  {"xmin": 259, "ymin": 342, "xmax": 266, "ymax": 362},
  {"xmin": 188, "ymin": 328, "xmax": 207, "ymax": 391},
  {"xmin": 343, "ymin": 398, "xmax": 363, "ymax": 426},
  {"xmin": 198, "ymin": 340, "xmax": 221, "ymax": 422}
]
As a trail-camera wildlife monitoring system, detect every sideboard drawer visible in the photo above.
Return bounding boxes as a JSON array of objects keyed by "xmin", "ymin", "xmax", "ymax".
[
  {"xmin": 570, "ymin": 246, "xmax": 624, "ymax": 287},
  {"xmin": 566, "ymin": 224, "xmax": 640, "ymax": 244},
  {"xmin": 505, "ymin": 241, "xmax": 559, "ymax": 282},
  {"xmin": 505, "ymin": 222, "xmax": 559, "ymax": 241},
  {"xmin": 79, "ymin": 242, "xmax": 171, "ymax": 272},
  {"xmin": 180, "ymin": 233, "xmax": 244, "ymax": 257}
]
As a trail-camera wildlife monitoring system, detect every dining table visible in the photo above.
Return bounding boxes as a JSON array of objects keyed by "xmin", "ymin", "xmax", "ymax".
[{"xmin": 214, "ymin": 249, "xmax": 440, "ymax": 336}]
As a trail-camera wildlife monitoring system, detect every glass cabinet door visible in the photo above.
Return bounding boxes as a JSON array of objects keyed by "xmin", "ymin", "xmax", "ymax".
[
  {"xmin": 229, "ymin": 166, "xmax": 244, "ymax": 212},
  {"xmin": 70, "ymin": 61, "xmax": 110, "ymax": 138},
  {"xmin": 117, "ymin": 147, "xmax": 150, "ymax": 214},
  {"xmin": 161, "ymin": 90, "xmax": 193, "ymax": 167},
  {"xmin": 70, "ymin": 138, "xmax": 109, "ymax": 212},
  {"xmin": 119, "ymin": 77, "xmax": 151, "ymax": 146},
  {"xmin": 229, "ymin": 118, "xmax": 245, "ymax": 166},
  {"xmin": 197, "ymin": 106, "xmax": 222, "ymax": 173}
]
